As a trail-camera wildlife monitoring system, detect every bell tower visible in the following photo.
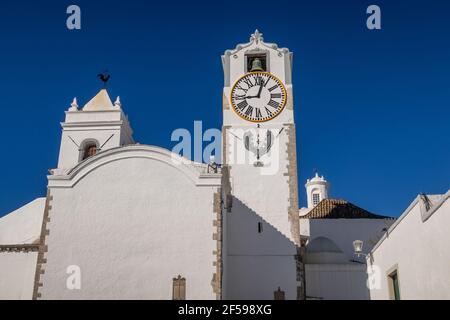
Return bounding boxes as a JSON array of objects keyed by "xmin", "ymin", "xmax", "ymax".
[
  {"xmin": 306, "ymin": 173, "xmax": 330, "ymax": 208},
  {"xmin": 221, "ymin": 31, "xmax": 301, "ymax": 300},
  {"xmin": 55, "ymin": 89, "xmax": 134, "ymax": 173}
]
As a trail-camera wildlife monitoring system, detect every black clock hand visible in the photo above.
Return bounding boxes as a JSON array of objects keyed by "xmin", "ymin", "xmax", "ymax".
[
  {"xmin": 235, "ymin": 94, "xmax": 257, "ymax": 99},
  {"xmin": 256, "ymin": 81, "xmax": 264, "ymax": 98},
  {"xmin": 247, "ymin": 87, "xmax": 263, "ymax": 99}
]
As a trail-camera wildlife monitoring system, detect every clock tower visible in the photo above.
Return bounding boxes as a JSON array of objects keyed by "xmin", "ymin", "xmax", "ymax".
[{"xmin": 221, "ymin": 31, "xmax": 302, "ymax": 300}]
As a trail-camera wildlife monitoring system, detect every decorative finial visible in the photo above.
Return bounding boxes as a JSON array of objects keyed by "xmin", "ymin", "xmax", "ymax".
[
  {"xmin": 69, "ymin": 97, "xmax": 79, "ymax": 111},
  {"xmin": 114, "ymin": 96, "xmax": 121, "ymax": 108},
  {"xmin": 250, "ymin": 29, "xmax": 264, "ymax": 44}
]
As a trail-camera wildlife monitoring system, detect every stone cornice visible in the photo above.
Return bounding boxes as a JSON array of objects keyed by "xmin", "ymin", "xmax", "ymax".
[
  {"xmin": 61, "ymin": 121, "xmax": 124, "ymax": 128},
  {"xmin": 65, "ymin": 109, "xmax": 123, "ymax": 115}
]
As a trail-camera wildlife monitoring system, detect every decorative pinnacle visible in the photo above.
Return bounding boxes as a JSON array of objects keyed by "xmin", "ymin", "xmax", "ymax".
[
  {"xmin": 114, "ymin": 96, "xmax": 121, "ymax": 108},
  {"xmin": 250, "ymin": 29, "xmax": 264, "ymax": 44},
  {"xmin": 69, "ymin": 97, "xmax": 79, "ymax": 111}
]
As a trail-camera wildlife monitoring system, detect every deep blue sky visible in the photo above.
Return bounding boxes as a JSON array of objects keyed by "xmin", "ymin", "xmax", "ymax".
[{"xmin": 0, "ymin": 0, "xmax": 449, "ymax": 218}]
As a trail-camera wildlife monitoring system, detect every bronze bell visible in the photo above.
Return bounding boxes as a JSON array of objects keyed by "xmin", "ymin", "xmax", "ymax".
[{"xmin": 250, "ymin": 58, "xmax": 264, "ymax": 72}]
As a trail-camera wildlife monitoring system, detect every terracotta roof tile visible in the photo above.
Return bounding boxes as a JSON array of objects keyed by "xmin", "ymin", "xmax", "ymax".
[{"xmin": 301, "ymin": 199, "xmax": 393, "ymax": 219}]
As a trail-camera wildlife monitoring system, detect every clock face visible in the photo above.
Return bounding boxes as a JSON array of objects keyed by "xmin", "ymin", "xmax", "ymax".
[{"xmin": 230, "ymin": 72, "xmax": 287, "ymax": 122}]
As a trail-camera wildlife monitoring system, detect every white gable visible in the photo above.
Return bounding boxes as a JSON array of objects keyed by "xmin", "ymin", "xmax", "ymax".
[
  {"xmin": 82, "ymin": 89, "xmax": 115, "ymax": 111},
  {"xmin": 0, "ymin": 198, "xmax": 45, "ymax": 245}
]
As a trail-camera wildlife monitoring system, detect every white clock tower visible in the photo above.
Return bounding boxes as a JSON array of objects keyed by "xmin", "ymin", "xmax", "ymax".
[{"xmin": 221, "ymin": 31, "xmax": 302, "ymax": 300}]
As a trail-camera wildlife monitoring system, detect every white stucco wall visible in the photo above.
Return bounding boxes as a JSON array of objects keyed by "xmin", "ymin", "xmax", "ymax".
[
  {"xmin": 0, "ymin": 197, "xmax": 45, "ymax": 244},
  {"xmin": 0, "ymin": 198, "xmax": 45, "ymax": 300},
  {"xmin": 0, "ymin": 252, "xmax": 38, "ymax": 300},
  {"xmin": 302, "ymin": 219, "xmax": 394, "ymax": 262},
  {"xmin": 224, "ymin": 193, "xmax": 298, "ymax": 300},
  {"xmin": 306, "ymin": 264, "xmax": 369, "ymax": 300},
  {"xmin": 39, "ymin": 146, "xmax": 221, "ymax": 300},
  {"xmin": 369, "ymin": 191, "xmax": 450, "ymax": 300},
  {"xmin": 221, "ymin": 112, "xmax": 300, "ymax": 300},
  {"xmin": 300, "ymin": 218, "xmax": 395, "ymax": 300}
]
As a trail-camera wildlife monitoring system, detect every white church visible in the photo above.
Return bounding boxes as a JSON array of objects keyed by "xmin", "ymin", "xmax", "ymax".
[{"xmin": 1, "ymin": 31, "xmax": 448, "ymax": 300}]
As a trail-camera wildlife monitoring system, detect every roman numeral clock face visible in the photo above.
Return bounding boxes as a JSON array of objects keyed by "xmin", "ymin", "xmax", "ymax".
[{"xmin": 230, "ymin": 72, "xmax": 287, "ymax": 122}]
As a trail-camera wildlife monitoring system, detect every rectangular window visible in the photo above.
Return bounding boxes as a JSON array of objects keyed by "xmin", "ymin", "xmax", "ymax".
[
  {"xmin": 388, "ymin": 271, "xmax": 400, "ymax": 300},
  {"xmin": 313, "ymin": 193, "xmax": 320, "ymax": 206},
  {"xmin": 258, "ymin": 222, "xmax": 263, "ymax": 233},
  {"xmin": 173, "ymin": 275, "xmax": 186, "ymax": 300}
]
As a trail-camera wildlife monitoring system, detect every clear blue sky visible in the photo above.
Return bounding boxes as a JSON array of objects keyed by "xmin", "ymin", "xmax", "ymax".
[{"xmin": 0, "ymin": 0, "xmax": 448, "ymax": 218}]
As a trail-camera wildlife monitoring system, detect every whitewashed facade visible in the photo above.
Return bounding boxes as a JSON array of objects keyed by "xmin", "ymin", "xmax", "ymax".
[
  {"xmin": 299, "ymin": 173, "xmax": 395, "ymax": 300},
  {"xmin": 221, "ymin": 30, "xmax": 301, "ymax": 300},
  {"xmin": 368, "ymin": 191, "xmax": 450, "ymax": 300},
  {"xmin": 0, "ymin": 198, "xmax": 45, "ymax": 299},
  {"xmin": 0, "ymin": 87, "xmax": 222, "ymax": 300},
  {"xmin": 1, "ymin": 31, "xmax": 446, "ymax": 300},
  {"xmin": 302, "ymin": 218, "xmax": 393, "ymax": 300}
]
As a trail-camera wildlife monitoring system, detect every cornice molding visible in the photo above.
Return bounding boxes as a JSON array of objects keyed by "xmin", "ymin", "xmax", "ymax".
[
  {"xmin": 48, "ymin": 145, "xmax": 222, "ymax": 188},
  {"xmin": 61, "ymin": 121, "xmax": 124, "ymax": 128}
]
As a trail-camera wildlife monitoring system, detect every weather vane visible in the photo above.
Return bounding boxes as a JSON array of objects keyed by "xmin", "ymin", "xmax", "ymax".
[{"xmin": 97, "ymin": 70, "xmax": 110, "ymax": 87}]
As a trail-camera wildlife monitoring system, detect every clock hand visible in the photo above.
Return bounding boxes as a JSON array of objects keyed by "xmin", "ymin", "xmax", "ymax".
[
  {"xmin": 242, "ymin": 82, "xmax": 264, "ymax": 99},
  {"xmin": 256, "ymin": 81, "xmax": 264, "ymax": 98},
  {"xmin": 235, "ymin": 94, "xmax": 257, "ymax": 99}
]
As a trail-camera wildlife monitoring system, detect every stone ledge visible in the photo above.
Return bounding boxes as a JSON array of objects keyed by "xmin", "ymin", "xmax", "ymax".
[{"xmin": 0, "ymin": 244, "xmax": 40, "ymax": 253}]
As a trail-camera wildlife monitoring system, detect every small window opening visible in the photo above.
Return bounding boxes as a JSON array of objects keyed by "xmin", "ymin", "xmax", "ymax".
[
  {"xmin": 247, "ymin": 54, "xmax": 267, "ymax": 72},
  {"xmin": 312, "ymin": 193, "xmax": 320, "ymax": 206},
  {"xmin": 258, "ymin": 222, "xmax": 263, "ymax": 233},
  {"xmin": 82, "ymin": 144, "xmax": 97, "ymax": 161}
]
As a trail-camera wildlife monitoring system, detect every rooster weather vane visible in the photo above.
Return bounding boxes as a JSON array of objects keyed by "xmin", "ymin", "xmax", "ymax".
[
  {"xmin": 97, "ymin": 71, "xmax": 111, "ymax": 87},
  {"xmin": 244, "ymin": 124, "xmax": 275, "ymax": 167}
]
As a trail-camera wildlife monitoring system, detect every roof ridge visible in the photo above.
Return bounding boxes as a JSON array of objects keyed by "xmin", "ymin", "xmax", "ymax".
[{"xmin": 301, "ymin": 198, "xmax": 393, "ymax": 219}]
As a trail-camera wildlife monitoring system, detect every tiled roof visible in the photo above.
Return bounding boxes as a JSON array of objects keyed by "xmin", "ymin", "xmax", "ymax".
[{"xmin": 301, "ymin": 199, "xmax": 393, "ymax": 219}]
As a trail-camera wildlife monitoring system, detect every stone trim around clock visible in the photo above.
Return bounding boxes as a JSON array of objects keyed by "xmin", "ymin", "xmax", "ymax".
[{"xmin": 32, "ymin": 188, "xmax": 53, "ymax": 300}]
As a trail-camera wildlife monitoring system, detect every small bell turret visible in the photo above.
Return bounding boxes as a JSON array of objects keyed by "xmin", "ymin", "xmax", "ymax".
[{"xmin": 250, "ymin": 58, "xmax": 264, "ymax": 72}]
